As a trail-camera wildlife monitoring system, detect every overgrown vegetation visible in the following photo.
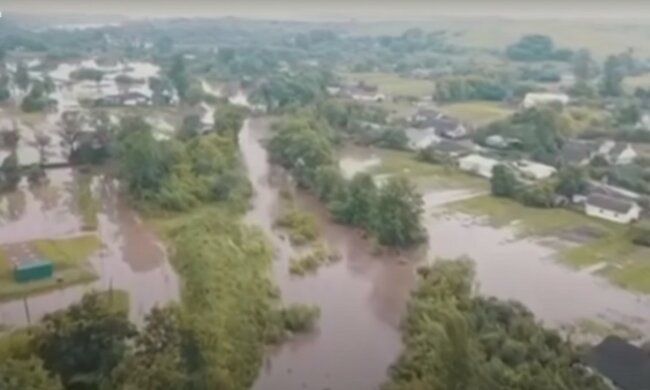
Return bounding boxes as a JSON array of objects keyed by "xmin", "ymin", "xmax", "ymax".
[
  {"xmin": 269, "ymin": 115, "xmax": 426, "ymax": 247},
  {"xmin": 275, "ymin": 207, "xmax": 319, "ymax": 245},
  {"xmin": 385, "ymin": 259, "xmax": 608, "ymax": 390},
  {"xmin": 289, "ymin": 242, "xmax": 340, "ymax": 276}
]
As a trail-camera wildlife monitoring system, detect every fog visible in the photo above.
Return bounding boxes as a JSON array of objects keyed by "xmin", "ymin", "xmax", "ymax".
[{"xmin": 2, "ymin": 0, "xmax": 650, "ymax": 20}]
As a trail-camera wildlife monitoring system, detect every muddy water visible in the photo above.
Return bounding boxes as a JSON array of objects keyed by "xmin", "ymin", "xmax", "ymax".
[
  {"xmin": 242, "ymin": 118, "xmax": 418, "ymax": 390},
  {"xmin": 422, "ymin": 194, "xmax": 650, "ymax": 335},
  {"xmin": 0, "ymin": 169, "xmax": 179, "ymax": 326}
]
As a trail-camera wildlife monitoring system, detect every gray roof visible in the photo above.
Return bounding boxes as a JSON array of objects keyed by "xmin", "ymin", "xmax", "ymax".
[
  {"xmin": 587, "ymin": 193, "xmax": 635, "ymax": 214},
  {"xmin": 585, "ymin": 336, "xmax": 650, "ymax": 390},
  {"xmin": 430, "ymin": 139, "xmax": 471, "ymax": 154},
  {"xmin": 560, "ymin": 140, "xmax": 595, "ymax": 164},
  {"xmin": 610, "ymin": 142, "xmax": 634, "ymax": 158}
]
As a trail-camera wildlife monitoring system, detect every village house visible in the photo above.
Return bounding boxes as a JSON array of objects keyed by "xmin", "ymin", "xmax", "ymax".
[
  {"xmin": 405, "ymin": 127, "xmax": 440, "ymax": 150},
  {"xmin": 347, "ymin": 83, "xmax": 385, "ymax": 102},
  {"xmin": 522, "ymin": 92, "xmax": 570, "ymax": 109},
  {"xmin": 410, "ymin": 109, "xmax": 468, "ymax": 139},
  {"xmin": 585, "ymin": 335, "xmax": 650, "ymax": 390},
  {"xmin": 424, "ymin": 139, "xmax": 473, "ymax": 159},
  {"xmin": 585, "ymin": 193, "xmax": 642, "ymax": 224},
  {"xmin": 458, "ymin": 154, "xmax": 500, "ymax": 178},
  {"xmin": 513, "ymin": 160, "xmax": 557, "ymax": 180},
  {"xmin": 485, "ymin": 134, "xmax": 522, "ymax": 149},
  {"xmin": 560, "ymin": 139, "xmax": 637, "ymax": 166}
]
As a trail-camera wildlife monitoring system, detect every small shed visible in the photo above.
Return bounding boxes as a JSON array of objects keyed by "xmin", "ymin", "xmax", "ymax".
[{"xmin": 14, "ymin": 260, "xmax": 54, "ymax": 283}]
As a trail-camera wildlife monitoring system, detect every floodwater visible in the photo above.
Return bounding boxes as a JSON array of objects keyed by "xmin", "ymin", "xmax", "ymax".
[
  {"xmin": 243, "ymin": 119, "xmax": 650, "ymax": 389},
  {"xmin": 243, "ymin": 118, "xmax": 417, "ymax": 390},
  {"xmin": 0, "ymin": 168, "xmax": 179, "ymax": 326},
  {"xmin": 423, "ymin": 196, "xmax": 650, "ymax": 336}
]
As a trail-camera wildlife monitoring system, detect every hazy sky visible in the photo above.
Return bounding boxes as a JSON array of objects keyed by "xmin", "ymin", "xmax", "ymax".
[{"xmin": 2, "ymin": 0, "xmax": 650, "ymax": 20}]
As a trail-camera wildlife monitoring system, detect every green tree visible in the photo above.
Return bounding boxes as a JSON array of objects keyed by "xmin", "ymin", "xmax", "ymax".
[
  {"xmin": 214, "ymin": 104, "xmax": 246, "ymax": 141},
  {"xmin": 0, "ymin": 358, "xmax": 63, "ymax": 390},
  {"xmin": 555, "ymin": 166, "xmax": 588, "ymax": 197},
  {"xmin": 490, "ymin": 164, "xmax": 518, "ymax": 197},
  {"xmin": 0, "ymin": 151, "xmax": 20, "ymax": 192},
  {"xmin": 14, "ymin": 62, "xmax": 30, "ymax": 90},
  {"xmin": 179, "ymin": 114, "xmax": 202, "ymax": 140},
  {"xmin": 169, "ymin": 55, "xmax": 189, "ymax": 100},
  {"xmin": 573, "ymin": 49, "xmax": 595, "ymax": 82},
  {"xmin": 33, "ymin": 292, "xmax": 136, "ymax": 389},
  {"xmin": 330, "ymin": 173, "xmax": 378, "ymax": 229},
  {"xmin": 601, "ymin": 55, "xmax": 624, "ymax": 96},
  {"xmin": 372, "ymin": 176, "xmax": 425, "ymax": 247}
]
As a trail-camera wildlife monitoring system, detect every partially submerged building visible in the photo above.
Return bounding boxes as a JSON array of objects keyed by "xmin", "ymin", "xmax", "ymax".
[
  {"xmin": 585, "ymin": 193, "xmax": 642, "ymax": 224},
  {"xmin": 585, "ymin": 335, "xmax": 650, "ymax": 390}
]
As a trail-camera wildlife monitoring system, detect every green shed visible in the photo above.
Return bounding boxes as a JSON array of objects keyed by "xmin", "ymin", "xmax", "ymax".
[{"xmin": 14, "ymin": 260, "xmax": 54, "ymax": 283}]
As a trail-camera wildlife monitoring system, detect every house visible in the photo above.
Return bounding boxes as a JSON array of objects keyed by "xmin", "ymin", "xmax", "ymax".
[
  {"xmin": 485, "ymin": 135, "xmax": 522, "ymax": 149},
  {"xmin": 585, "ymin": 193, "xmax": 642, "ymax": 224},
  {"xmin": 426, "ymin": 139, "xmax": 473, "ymax": 159},
  {"xmin": 348, "ymin": 83, "xmax": 385, "ymax": 102},
  {"xmin": 560, "ymin": 140, "xmax": 598, "ymax": 166},
  {"xmin": 609, "ymin": 143, "xmax": 637, "ymax": 165},
  {"xmin": 458, "ymin": 154, "xmax": 500, "ymax": 178},
  {"xmin": 585, "ymin": 335, "xmax": 650, "ymax": 390},
  {"xmin": 411, "ymin": 108, "xmax": 441, "ymax": 124},
  {"xmin": 522, "ymin": 92, "xmax": 570, "ymax": 109},
  {"xmin": 405, "ymin": 128, "xmax": 441, "ymax": 150},
  {"xmin": 435, "ymin": 118, "xmax": 468, "ymax": 139},
  {"xmin": 513, "ymin": 160, "xmax": 557, "ymax": 180}
]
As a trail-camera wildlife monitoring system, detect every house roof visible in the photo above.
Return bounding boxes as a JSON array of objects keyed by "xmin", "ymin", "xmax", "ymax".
[
  {"xmin": 585, "ymin": 335, "xmax": 650, "ymax": 390},
  {"xmin": 587, "ymin": 193, "xmax": 636, "ymax": 214},
  {"xmin": 430, "ymin": 139, "xmax": 471, "ymax": 154},
  {"xmin": 610, "ymin": 143, "xmax": 635, "ymax": 158},
  {"xmin": 560, "ymin": 140, "xmax": 596, "ymax": 164}
]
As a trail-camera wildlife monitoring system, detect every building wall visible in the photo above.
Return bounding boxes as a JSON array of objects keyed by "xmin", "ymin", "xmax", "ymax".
[
  {"xmin": 585, "ymin": 204, "xmax": 640, "ymax": 224},
  {"xmin": 616, "ymin": 148, "xmax": 637, "ymax": 165},
  {"xmin": 459, "ymin": 159, "xmax": 495, "ymax": 178}
]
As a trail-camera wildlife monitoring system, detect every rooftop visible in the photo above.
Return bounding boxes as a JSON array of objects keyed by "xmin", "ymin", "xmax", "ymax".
[
  {"xmin": 587, "ymin": 193, "xmax": 636, "ymax": 214},
  {"xmin": 585, "ymin": 335, "xmax": 650, "ymax": 390}
]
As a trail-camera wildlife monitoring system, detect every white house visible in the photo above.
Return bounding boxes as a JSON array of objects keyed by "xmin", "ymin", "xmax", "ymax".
[
  {"xmin": 608, "ymin": 143, "xmax": 637, "ymax": 165},
  {"xmin": 514, "ymin": 160, "xmax": 557, "ymax": 180},
  {"xmin": 585, "ymin": 194, "xmax": 642, "ymax": 224},
  {"xmin": 458, "ymin": 154, "xmax": 500, "ymax": 178},
  {"xmin": 522, "ymin": 92, "xmax": 570, "ymax": 109}
]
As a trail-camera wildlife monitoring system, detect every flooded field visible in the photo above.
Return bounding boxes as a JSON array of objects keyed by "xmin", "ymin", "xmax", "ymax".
[
  {"xmin": 242, "ymin": 118, "xmax": 650, "ymax": 389},
  {"xmin": 0, "ymin": 168, "xmax": 179, "ymax": 326}
]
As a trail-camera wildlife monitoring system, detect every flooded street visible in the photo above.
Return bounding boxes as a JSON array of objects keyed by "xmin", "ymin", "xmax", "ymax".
[
  {"xmin": 0, "ymin": 169, "xmax": 179, "ymax": 326},
  {"xmin": 242, "ymin": 118, "xmax": 418, "ymax": 390}
]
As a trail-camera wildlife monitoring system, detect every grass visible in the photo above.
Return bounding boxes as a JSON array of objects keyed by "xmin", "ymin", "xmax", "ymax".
[
  {"xmin": 289, "ymin": 242, "xmax": 341, "ymax": 276},
  {"xmin": 370, "ymin": 149, "xmax": 487, "ymax": 190},
  {"xmin": 342, "ymin": 72, "xmax": 435, "ymax": 97},
  {"xmin": 96, "ymin": 289, "xmax": 130, "ymax": 316},
  {"xmin": 439, "ymin": 101, "xmax": 513, "ymax": 125},
  {"xmin": 0, "ymin": 235, "xmax": 101, "ymax": 301},
  {"xmin": 77, "ymin": 175, "xmax": 99, "ymax": 231},
  {"xmin": 275, "ymin": 207, "xmax": 319, "ymax": 245},
  {"xmin": 448, "ymin": 195, "xmax": 650, "ymax": 293},
  {"xmin": 572, "ymin": 318, "xmax": 643, "ymax": 341}
]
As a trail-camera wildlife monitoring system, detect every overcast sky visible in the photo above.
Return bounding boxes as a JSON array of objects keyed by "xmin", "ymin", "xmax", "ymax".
[{"xmin": 2, "ymin": 0, "xmax": 650, "ymax": 20}]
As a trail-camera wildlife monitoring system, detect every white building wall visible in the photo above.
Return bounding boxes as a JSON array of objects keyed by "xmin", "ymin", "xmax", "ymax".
[{"xmin": 585, "ymin": 204, "xmax": 641, "ymax": 224}]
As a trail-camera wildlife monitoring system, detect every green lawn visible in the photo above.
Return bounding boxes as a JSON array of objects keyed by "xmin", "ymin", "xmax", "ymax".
[
  {"xmin": 342, "ymin": 72, "xmax": 435, "ymax": 97},
  {"xmin": 447, "ymin": 195, "xmax": 650, "ymax": 293},
  {"xmin": 0, "ymin": 235, "xmax": 101, "ymax": 301},
  {"xmin": 370, "ymin": 149, "xmax": 487, "ymax": 190},
  {"xmin": 439, "ymin": 101, "xmax": 513, "ymax": 125}
]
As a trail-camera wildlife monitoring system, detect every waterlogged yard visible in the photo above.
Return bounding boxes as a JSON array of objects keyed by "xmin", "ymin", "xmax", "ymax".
[{"xmin": 447, "ymin": 194, "xmax": 650, "ymax": 293}]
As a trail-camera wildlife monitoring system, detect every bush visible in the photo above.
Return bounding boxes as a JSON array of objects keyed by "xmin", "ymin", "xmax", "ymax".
[
  {"xmin": 275, "ymin": 207, "xmax": 319, "ymax": 245},
  {"xmin": 279, "ymin": 304, "xmax": 320, "ymax": 333},
  {"xmin": 289, "ymin": 242, "xmax": 340, "ymax": 276},
  {"xmin": 630, "ymin": 220, "xmax": 650, "ymax": 247}
]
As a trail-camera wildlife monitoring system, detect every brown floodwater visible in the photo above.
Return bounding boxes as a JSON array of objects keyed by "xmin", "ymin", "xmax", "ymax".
[
  {"xmin": 0, "ymin": 168, "xmax": 179, "ymax": 326},
  {"xmin": 243, "ymin": 118, "xmax": 650, "ymax": 389},
  {"xmin": 243, "ymin": 119, "xmax": 419, "ymax": 390}
]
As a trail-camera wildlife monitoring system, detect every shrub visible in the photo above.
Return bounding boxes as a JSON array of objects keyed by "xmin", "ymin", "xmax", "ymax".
[{"xmin": 275, "ymin": 207, "xmax": 319, "ymax": 245}]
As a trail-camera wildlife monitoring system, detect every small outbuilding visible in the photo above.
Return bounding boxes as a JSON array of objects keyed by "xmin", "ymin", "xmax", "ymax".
[
  {"xmin": 585, "ymin": 335, "xmax": 650, "ymax": 390},
  {"xmin": 585, "ymin": 193, "xmax": 642, "ymax": 224},
  {"xmin": 14, "ymin": 259, "xmax": 54, "ymax": 283}
]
